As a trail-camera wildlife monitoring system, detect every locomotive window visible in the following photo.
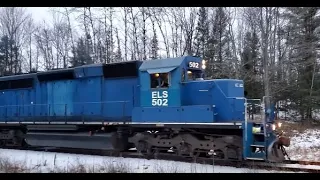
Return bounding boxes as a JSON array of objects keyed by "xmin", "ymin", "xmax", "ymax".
[
  {"xmin": 181, "ymin": 68, "xmax": 185, "ymax": 82},
  {"xmin": 150, "ymin": 73, "xmax": 170, "ymax": 89},
  {"xmin": 187, "ymin": 70, "xmax": 203, "ymax": 81}
]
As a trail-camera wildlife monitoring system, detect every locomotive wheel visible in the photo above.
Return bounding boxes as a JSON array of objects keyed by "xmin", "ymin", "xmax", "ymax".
[
  {"xmin": 0, "ymin": 140, "xmax": 5, "ymax": 147},
  {"xmin": 137, "ymin": 140, "xmax": 154, "ymax": 159},
  {"xmin": 177, "ymin": 143, "xmax": 193, "ymax": 157},
  {"xmin": 21, "ymin": 140, "xmax": 29, "ymax": 148},
  {"xmin": 210, "ymin": 149, "xmax": 225, "ymax": 160},
  {"xmin": 193, "ymin": 149, "xmax": 201, "ymax": 158},
  {"xmin": 191, "ymin": 149, "xmax": 201, "ymax": 162},
  {"xmin": 225, "ymin": 146, "xmax": 241, "ymax": 160}
]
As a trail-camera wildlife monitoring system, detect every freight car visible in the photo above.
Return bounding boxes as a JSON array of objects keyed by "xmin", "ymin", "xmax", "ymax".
[{"xmin": 0, "ymin": 56, "xmax": 290, "ymax": 163}]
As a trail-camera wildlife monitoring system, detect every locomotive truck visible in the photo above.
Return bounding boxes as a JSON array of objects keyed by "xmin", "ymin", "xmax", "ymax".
[{"xmin": 0, "ymin": 56, "xmax": 290, "ymax": 162}]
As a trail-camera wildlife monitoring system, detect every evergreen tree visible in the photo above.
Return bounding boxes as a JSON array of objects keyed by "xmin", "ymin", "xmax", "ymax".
[
  {"xmin": 194, "ymin": 7, "xmax": 209, "ymax": 58},
  {"xmin": 150, "ymin": 31, "xmax": 159, "ymax": 59},
  {"xmin": 114, "ymin": 28, "xmax": 122, "ymax": 61},
  {"xmin": 0, "ymin": 35, "xmax": 20, "ymax": 75},
  {"xmin": 206, "ymin": 7, "xmax": 229, "ymax": 78},
  {"xmin": 241, "ymin": 31, "xmax": 262, "ymax": 98},
  {"xmin": 285, "ymin": 7, "xmax": 320, "ymax": 119},
  {"xmin": 71, "ymin": 37, "xmax": 92, "ymax": 67}
]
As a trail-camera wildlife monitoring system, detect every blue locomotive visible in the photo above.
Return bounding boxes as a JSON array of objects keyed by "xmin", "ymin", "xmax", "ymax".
[{"xmin": 0, "ymin": 56, "xmax": 290, "ymax": 162}]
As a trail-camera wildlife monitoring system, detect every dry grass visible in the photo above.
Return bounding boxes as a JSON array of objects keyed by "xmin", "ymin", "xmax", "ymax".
[
  {"xmin": 280, "ymin": 121, "xmax": 320, "ymax": 161},
  {"xmin": 0, "ymin": 155, "xmax": 298, "ymax": 173},
  {"xmin": 153, "ymin": 162, "xmax": 180, "ymax": 173},
  {"xmin": 98, "ymin": 160, "xmax": 131, "ymax": 173},
  {"xmin": 286, "ymin": 146, "xmax": 320, "ymax": 161},
  {"xmin": 243, "ymin": 168, "xmax": 260, "ymax": 173},
  {"xmin": 242, "ymin": 161, "xmax": 286, "ymax": 173},
  {"xmin": 49, "ymin": 160, "xmax": 132, "ymax": 173},
  {"xmin": 281, "ymin": 121, "xmax": 320, "ymax": 137},
  {"xmin": 0, "ymin": 157, "xmax": 29, "ymax": 173},
  {"xmin": 0, "ymin": 156, "xmax": 131, "ymax": 173}
]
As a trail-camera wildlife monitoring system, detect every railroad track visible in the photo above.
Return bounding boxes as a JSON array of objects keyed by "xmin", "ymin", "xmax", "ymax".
[{"xmin": 1, "ymin": 146, "xmax": 320, "ymax": 173}]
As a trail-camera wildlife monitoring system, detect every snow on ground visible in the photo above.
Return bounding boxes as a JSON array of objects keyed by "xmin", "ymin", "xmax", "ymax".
[
  {"xmin": 0, "ymin": 149, "xmax": 301, "ymax": 173},
  {"xmin": 313, "ymin": 110, "xmax": 320, "ymax": 120},
  {"xmin": 286, "ymin": 128, "xmax": 320, "ymax": 161},
  {"xmin": 277, "ymin": 110, "xmax": 320, "ymax": 121},
  {"xmin": 276, "ymin": 109, "xmax": 320, "ymax": 161}
]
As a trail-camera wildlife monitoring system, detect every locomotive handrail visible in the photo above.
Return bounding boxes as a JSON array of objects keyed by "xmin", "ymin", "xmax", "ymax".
[
  {"xmin": 0, "ymin": 101, "xmax": 131, "ymax": 122},
  {"xmin": 244, "ymin": 98, "xmax": 248, "ymax": 142},
  {"xmin": 0, "ymin": 101, "xmax": 130, "ymax": 107}
]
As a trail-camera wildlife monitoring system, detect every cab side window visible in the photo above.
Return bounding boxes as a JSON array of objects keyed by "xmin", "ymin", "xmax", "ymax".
[
  {"xmin": 181, "ymin": 68, "xmax": 185, "ymax": 82},
  {"xmin": 150, "ymin": 73, "xmax": 170, "ymax": 89}
]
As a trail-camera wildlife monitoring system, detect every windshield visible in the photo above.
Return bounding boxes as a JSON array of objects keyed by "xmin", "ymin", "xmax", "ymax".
[{"xmin": 187, "ymin": 70, "xmax": 204, "ymax": 81}]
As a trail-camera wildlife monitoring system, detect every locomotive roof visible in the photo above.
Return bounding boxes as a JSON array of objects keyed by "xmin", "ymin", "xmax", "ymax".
[
  {"xmin": 139, "ymin": 56, "xmax": 187, "ymax": 71},
  {"xmin": 0, "ymin": 56, "xmax": 202, "ymax": 82},
  {"xmin": 0, "ymin": 60, "xmax": 142, "ymax": 82},
  {"xmin": 0, "ymin": 73, "xmax": 37, "ymax": 82}
]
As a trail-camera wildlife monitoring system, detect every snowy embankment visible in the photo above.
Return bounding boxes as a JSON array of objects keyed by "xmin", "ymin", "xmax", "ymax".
[
  {"xmin": 0, "ymin": 149, "xmax": 299, "ymax": 173},
  {"xmin": 286, "ymin": 128, "xmax": 320, "ymax": 161},
  {"xmin": 277, "ymin": 110, "xmax": 320, "ymax": 161}
]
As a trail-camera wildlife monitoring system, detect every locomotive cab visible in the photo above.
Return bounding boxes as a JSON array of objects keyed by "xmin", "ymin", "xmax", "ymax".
[
  {"xmin": 138, "ymin": 57, "xmax": 184, "ymax": 108},
  {"xmin": 132, "ymin": 56, "xmax": 245, "ymax": 123},
  {"xmin": 132, "ymin": 56, "xmax": 217, "ymax": 123}
]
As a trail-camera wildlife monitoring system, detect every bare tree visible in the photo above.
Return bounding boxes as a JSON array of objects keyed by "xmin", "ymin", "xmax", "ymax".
[
  {"xmin": 34, "ymin": 21, "xmax": 54, "ymax": 70},
  {"xmin": 139, "ymin": 7, "xmax": 149, "ymax": 60},
  {"xmin": 178, "ymin": 7, "xmax": 197, "ymax": 56},
  {"xmin": 0, "ymin": 7, "xmax": 318, "ymax": 120},
  {"xmin": 24, "ymin": 17, "xmax": 35, "ymax": 72},
  {"xmin": 129, "ymin": 7, "xmax": 139, "ymax": 60},
  {"xmin": 122, "ymin": 7, "xmax": 129, "ymax": 61},
  {"xmin": 114, "ymin": 27, "xmax": 122, "ymax": 61},
  {"xmin": 148, "ymin": 7, "xmax": 170, "ymax": 57},
  {"xmin": 0, "ymin": 7, "xmax": 32, "ymax": 73}
]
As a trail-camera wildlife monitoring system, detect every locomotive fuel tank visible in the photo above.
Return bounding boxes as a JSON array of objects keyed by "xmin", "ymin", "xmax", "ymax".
[{"xmin": 24, "ymin": 125, "xmax": 129, "ymax": 151}]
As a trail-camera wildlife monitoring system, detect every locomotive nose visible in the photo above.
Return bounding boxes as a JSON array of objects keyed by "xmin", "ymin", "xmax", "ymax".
[{"xmin": 267, "ymin": 135, "xmax": 290, "ymax": 162}]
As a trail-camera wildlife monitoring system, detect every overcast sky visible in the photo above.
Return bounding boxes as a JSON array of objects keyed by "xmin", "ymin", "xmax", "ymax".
[{"xmin": 28, "ymin": 7, "xmax": 51, "ymax": 23}]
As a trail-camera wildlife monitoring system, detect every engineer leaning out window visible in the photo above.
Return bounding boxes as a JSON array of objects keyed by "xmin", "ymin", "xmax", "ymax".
[{"xmin": 157, "ymin": 73, "xmax": 169, "ymax": 88}]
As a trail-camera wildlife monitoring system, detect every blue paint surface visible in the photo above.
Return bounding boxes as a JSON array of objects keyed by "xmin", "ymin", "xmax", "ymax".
[
  {"xmin": 0, "ymin": 56, "xmax": 247, "ymax": 124},
  {"xmin": 0, "ymin": 64, "xmax": 140, "ymax": 122},
  {"xmin": 0, "ymin": 56, "xmax": 282, "ymax": 161}
]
